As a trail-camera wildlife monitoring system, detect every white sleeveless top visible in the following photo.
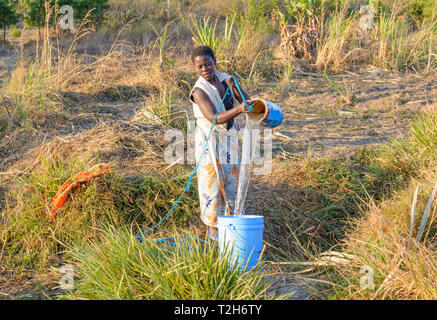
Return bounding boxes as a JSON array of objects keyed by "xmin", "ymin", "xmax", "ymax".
[
  {"xmin": 189, "ymin": 69, "xmax": 238, "ymax": 134},
  {"xmin": 189, "ymin": 69, "xmax": 240, "ymax": 166}
]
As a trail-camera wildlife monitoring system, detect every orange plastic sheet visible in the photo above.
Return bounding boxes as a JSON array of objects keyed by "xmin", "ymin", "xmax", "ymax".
[{"xmin": 49, "ymin": 163, "xmax": 111, "ymax": 221}]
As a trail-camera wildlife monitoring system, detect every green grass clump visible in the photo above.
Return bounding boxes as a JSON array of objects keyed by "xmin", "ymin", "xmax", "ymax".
[
  {"xmin": 0, "ymin": 150, "xmax": 199, "ymax": 271},
  {"xmin": 63, "ymin": 225, "xmax": 269, "ymax": 300},
  {"xmin": 1, "ymin": 152, "xmax": 118, "ymax": 270},
  {"xmin": 408, "ymin": 0, "xmax": 436, "ymax": 23},
  {"xmin": 188, "ymin": 2, "xmax": 275, "ymax": 85},
  {"xmin": 11, "ymin": 27, "xmax": 22, "ymax": 38},
  {"xmin": 375, "ymin": 7, "xmax": 437, "ymax": 72},
  {"xmin": 377, "ymin": 105, "xmax": 437, "ymax": 177}
]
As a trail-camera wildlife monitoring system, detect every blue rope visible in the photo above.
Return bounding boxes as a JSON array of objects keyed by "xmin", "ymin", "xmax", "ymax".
[
  {"xmin": 232, "ymin": 75, "xmax": 253, "ymax": 112},
  {"xmin": 137, "ymin": 84, "xmax": 231, "ymax": 243}
]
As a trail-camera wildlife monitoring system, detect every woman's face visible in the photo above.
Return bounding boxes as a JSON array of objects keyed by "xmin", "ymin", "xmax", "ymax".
[{"xmin": 193, "ymin": 55, "xmax": 216, "ymax": 82}]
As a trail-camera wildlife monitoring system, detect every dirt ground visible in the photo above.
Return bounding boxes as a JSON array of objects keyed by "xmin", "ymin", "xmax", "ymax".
[
  {"xmin": 1, "ymin": 29, "xmax": 436, "ymax": 171},
  {"xmin": 2, "ymin": 60, "xmax": 435, "ymax": 172}
]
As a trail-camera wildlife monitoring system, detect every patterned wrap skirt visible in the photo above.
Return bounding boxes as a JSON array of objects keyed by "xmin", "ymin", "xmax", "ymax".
[{"xmin": 195, "ymin": 124, "xmax": 240, "ymax": 227}]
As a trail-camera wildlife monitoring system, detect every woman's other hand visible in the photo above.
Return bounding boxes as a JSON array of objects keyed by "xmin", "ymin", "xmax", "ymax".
[
  {"xmin": 228, "ymin": 74, "xmax": 251, "ymax": 105},
  {"xmin": 227, "ymin": 74, "xmax": 236, "ymax": 88}
]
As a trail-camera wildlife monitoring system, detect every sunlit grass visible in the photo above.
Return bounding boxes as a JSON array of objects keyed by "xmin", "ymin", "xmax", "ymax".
[{"xmin": 63, "ymin": 225, "xmax": 269, "ymax": 300}]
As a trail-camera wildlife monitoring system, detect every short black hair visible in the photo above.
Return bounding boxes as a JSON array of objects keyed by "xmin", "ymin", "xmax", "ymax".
[{"xmin": 190, "ymin": 45, "xmax": 215, "ymax": 63}]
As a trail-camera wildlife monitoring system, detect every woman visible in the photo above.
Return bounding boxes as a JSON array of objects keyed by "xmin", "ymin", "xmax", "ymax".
[{"xmin": 190, "ymin": 46, "xmax": 251, "ymax": 240}]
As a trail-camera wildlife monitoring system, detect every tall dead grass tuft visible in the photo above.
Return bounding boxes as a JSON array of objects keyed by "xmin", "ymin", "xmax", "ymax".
[
  {"xmin": 313, "ymin": 1, "xmax": 436, "ymax": 73},
  {"xmin": 315, "ymin": 6, "xmax": 357, "ymax": 73},
  {"xmin": 329, "ymin": 173, "xmax": 437, "ymax": 299},
  {"xmin": 1, "ymin": 4, "xmax": 95, "ymax": 112},
  {"xmin": 188, "ymin": 10, "xmax": 275, "ymax": 86},
  {"xmin": 374, "ymin": 4, "xmax": 437, "ymax": 72}
]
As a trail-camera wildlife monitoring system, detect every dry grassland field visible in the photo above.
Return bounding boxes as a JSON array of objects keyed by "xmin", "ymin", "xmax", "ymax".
[{"xmin": 0, "ymin": 0, "xmax": 436, "ymax": 301}]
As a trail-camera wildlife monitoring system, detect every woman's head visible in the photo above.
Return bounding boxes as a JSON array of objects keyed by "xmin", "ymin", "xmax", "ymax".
[{"xmin": 191, "ymin": 46, "xmax": 216, "ymax": 82}]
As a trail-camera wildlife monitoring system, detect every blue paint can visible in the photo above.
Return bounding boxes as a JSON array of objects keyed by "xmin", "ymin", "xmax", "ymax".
[{"xmin": 249, "ymin": 99, "xmax": 283, "ymax": 128}]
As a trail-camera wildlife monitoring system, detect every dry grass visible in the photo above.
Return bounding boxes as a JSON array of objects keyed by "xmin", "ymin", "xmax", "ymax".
[
  {"xmin": 311, "ymin": 103, "xmax": 437, "ymax": 299},
  {"xmin": 248, "ymin": 147, "xmax": 398, "ymax": 264},
  {"xmin": 0, "ymin": 119, "xmax": 200, "ymax": 272},
  {"xmin": 312, "ymin": 1, "xmax": 437, "ymax": 73},
  {"xmin": 1, "ymin": 0, "xmax": 437, "ymax": 300},
  {"xmin": 330, "ymin": 171, "xmax": 437, "ymax": 299},
  {"xmin": 315, "ymin": 6, "xmax": 359, "ymax": 73}
]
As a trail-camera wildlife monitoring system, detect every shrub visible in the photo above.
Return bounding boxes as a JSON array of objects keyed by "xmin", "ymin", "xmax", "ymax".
[
  {"xmin": 407, "ymin": 0, "xmax": 435, "ymax": 23},
  {"xmin": 11, "ymin": 27, "xmax": 21, "ymax": 38}
]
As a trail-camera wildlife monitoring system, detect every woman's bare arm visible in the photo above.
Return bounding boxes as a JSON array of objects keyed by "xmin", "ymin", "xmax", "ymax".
[{"xmin": 192, "ymin": 88, "xmax": 250, "ymax": 125}]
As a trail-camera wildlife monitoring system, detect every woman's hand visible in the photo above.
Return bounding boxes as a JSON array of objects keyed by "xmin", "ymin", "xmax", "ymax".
[{"xmin": 239, "ymin": 100, "xmax": 252, "ymax": 114}]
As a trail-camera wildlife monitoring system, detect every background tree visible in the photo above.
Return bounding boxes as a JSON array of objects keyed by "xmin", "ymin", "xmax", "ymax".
[
  {"xmin": 23, "ymin": 0, "xmax": 109, "ymax": 39},
  {"xmin": 0, "ymin": 0, "xmax": 18, "ymax": 43},
  {"xmin": 23, "ymin": 0, "xmax": 46, "ymax": 40},
  {"xmin": 72, "ymin": 0, "xmax": 109, "ymax": 26}
]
